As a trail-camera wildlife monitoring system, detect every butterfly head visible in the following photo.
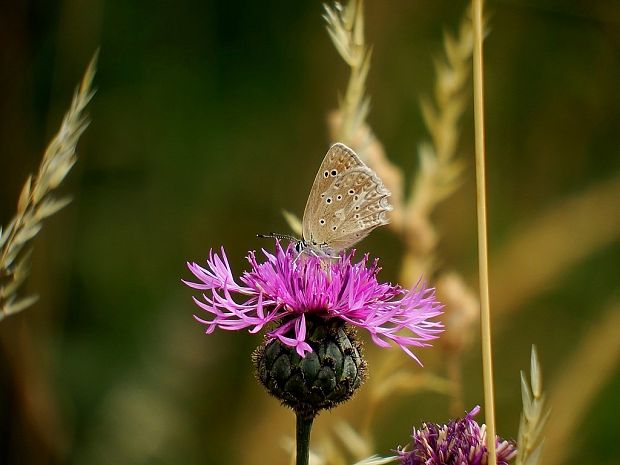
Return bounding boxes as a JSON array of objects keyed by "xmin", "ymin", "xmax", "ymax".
[{"xmin": 295, "ymin": 237, "xmax": 339, "ymax": 259}]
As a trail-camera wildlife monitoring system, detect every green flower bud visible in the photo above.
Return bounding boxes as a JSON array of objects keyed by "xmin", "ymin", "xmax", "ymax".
[{"xmin": 252, "ymin": 315, "xmax": 366, "ymax": 419}]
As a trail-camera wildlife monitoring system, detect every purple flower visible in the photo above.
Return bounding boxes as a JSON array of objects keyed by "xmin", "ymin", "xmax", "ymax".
[
  {"xmin": 184, "ymin": 241, "xmax": 443, "ymax": 361},
  {"xmin": 397, "ymin": 406, "xmax": 517, "ymax": 465}
]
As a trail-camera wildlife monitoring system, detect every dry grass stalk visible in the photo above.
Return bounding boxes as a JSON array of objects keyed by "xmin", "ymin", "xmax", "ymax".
[
  {"xmin": 400, "ymin": 5, "xmax": 478, "ymax": 418},
  {"xmin": 323, "ymin": 0, "xmax": 479, "ymax": 452},
  {"xmin": 400, "ymin": 6, "xmax": 474, "ymax": 285},
  {"xmin": 516, "ymin": 346, "xmax": 549, "ymax": 465},
  {"xmin": 542, "ymin": 302, "xmax": 620, "ymax": 465},
  {"xmin": 324, "ymin": 0, "xmax": 405, "ymax": 230},
  {"xmin": 276, "ymin": 2, "xmax": 480, "ymax": 462},
  {"xmin": 471, "ymin": 0, "xmax": 498, "ymax": 463},
  {"xmin": 323, "ymin": 0, "xmax": 370, "ymax": 145},
  {"xmin": 0, "ymin": 53, "xmax": 97, "ymax": 321},
  {"xmin": 324, "ymin": 0, "xmax": 475, "ymax": 278}
]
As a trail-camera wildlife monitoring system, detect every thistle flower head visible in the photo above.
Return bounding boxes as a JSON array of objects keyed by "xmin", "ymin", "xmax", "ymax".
[
  {"xmin": 184, "ymin": 240, "xmax": 443, "ymax": 363},
  {"xmin": 397, "ymin": 406, "xmax": 517, "ymax": 465}
]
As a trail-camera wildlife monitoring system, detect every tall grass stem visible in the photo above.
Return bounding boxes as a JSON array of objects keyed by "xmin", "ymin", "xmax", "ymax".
[{"xmin": 472, "ymin": 1, "xmax": 497, "ymax": 464}]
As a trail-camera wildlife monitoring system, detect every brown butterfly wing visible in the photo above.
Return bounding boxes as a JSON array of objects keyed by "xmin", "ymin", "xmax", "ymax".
[{"xmin": 302, "ymin": 143, "xmax": 392, "ymax": 252}]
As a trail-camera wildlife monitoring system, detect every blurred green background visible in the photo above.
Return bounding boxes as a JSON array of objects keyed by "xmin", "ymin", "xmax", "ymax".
[{"xmin": 1, "ymin": 0, "xmax": 619, "ymax": 464}]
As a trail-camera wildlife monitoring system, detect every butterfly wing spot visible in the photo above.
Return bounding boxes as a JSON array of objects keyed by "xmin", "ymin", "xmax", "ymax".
[{"xmin": 302, "ymin": 143, "xmax": 393, "ymax": 252}]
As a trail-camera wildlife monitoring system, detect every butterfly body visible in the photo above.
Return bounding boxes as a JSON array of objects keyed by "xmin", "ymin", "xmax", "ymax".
[{"xmin": 297, "ymin": 143, "xmax": 392, "ymax": 257}]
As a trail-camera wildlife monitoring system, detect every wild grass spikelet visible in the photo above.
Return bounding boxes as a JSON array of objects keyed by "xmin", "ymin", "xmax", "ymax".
[
  {"xmin": 401, "ymin": 6, "xmax": 476, "ymax": 284},
  {"xmin": 0, "ymin": 53, "xmax": 97, "ymax": 321},
  {"xmin": 516, "ymin": 346, "xmax": 549, "ymax": 465},
  {"xmin": 323, "ymin": 0, "xmax": 371, "ymax": 144},
  {"xmin": 323, "ymin": 0, "xmax": 405, "ymax": 231}
]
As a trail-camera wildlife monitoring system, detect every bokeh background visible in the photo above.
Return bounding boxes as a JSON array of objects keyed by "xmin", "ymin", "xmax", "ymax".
[{"xmin": 1, "ymin": 0, "xmax": 619, "ymax": 464}]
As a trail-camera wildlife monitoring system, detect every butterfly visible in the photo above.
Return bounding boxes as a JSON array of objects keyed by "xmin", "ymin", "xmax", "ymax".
[{"xmin": 261, "ymin": 143, "xmax": 392, "ymax": 258}]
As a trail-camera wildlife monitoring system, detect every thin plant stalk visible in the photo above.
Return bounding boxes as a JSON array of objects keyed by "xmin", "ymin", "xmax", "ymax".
[
  {"xmin": 0, "ymin": 52, "xmax": 97, "ymax": 321},
  {"xmin": 472, "ymin": 0, "xmax": 497, "ymax": 464},
  {"xmin": 296, "ymin": 414, "xmax": 314, "ymax": 465}
]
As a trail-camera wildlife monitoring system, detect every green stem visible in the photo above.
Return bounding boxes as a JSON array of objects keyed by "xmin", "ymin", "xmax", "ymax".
[{"xmin": 296, "ymin": 413, "xmax": 314, "ymax": 465}]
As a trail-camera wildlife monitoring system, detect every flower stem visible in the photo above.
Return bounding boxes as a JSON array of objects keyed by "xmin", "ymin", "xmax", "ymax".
[
  {"xmin": 472, "ymin": 1, "xmax": 498, "ymax": 465},
  {"xmin": 296, "ymin": 413, "xmax": 314, "ymax": 465}
]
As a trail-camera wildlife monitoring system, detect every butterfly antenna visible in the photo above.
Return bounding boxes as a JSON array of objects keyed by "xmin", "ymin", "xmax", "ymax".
[{"xmin": 257, "ymin": 232, "xmax": 299, "ymax": 242}]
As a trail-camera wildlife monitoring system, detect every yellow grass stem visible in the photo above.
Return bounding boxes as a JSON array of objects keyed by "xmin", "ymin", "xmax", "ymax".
[{"xmin": 471, "ymin": 1, "xmax": 497, "ymax": 464}]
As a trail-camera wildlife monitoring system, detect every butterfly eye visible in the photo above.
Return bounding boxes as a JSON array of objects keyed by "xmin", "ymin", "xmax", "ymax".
[
  {"xmin": 348, "ymin": 189, "xmax": 355, "ymax": 195},
  {"xmin": 323, "ymin": 171, "xmax": 329, "ymax": 178}
]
